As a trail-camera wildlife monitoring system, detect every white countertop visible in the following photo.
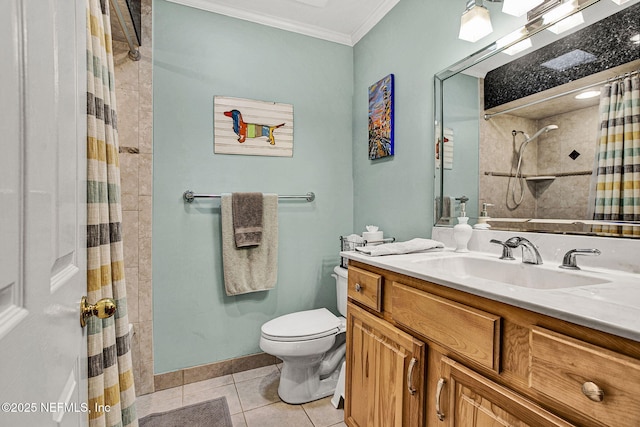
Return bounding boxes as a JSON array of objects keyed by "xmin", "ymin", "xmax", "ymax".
[{"xmin": 341, "ymin": 246, "xmax": 640, "ymax": 343}]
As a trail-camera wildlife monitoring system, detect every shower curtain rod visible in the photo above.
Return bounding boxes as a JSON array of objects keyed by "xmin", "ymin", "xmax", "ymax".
[
  {"xmin": 484, "ymin": 69, "xmax": 639, "ymax": 120},
  {"xmin": 183, "ymin": 190, "xmax": 316, "ymax": 203},
  {"xmin": 111, "ymin": 0, "xmax": 140, "ymax": 61}
]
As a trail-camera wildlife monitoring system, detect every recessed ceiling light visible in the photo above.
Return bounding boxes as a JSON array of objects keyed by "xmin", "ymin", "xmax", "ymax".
[{"xmin": 575, "ymin": 90, "xmax": 601, "ymax": 99}]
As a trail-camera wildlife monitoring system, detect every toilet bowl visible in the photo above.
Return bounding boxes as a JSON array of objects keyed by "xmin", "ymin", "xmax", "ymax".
[{"xmin": 259, "ymin": 266, "xmax": 348, "ymax": 404}]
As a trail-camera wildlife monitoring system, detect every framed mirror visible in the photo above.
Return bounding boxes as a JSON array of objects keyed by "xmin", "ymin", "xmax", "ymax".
[{"xmin": 434, "ymin": 0, "xmax": 640, "ymax": 238}]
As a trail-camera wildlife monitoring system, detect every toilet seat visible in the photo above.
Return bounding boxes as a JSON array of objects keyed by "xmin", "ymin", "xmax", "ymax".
[
  {"xmin": 261, "ymin": 308, "xmax": 340, "ymax": 342},
  {"xmin": 258, "ymin": 265, "xmax": 348, "ymax": 404}
]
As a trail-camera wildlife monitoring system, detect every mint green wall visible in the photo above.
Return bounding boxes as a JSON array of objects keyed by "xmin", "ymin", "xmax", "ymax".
[
  {"xmin": 152, "ymin": 0, "xmax": 522, "ymax": 373},
  {"xmin": 152, "ymin": 1, "xmax": 354, "ymax": 373},
  {"xmin": 352, "ymin": 0, "xmax": 518, "ymax": 239}
]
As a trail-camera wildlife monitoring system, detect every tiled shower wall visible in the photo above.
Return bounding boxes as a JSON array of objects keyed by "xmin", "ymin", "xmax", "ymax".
[
  {"xmin": 535, "ymin": 106, "xmax": 598, "ymax": 219},
  {"xmin": 113, "ymin": 0, "xmax": 154, "ymax": 396},
  {"xmin": 479, "ymin": 105, "xmax": 599, "ymax": 220}
]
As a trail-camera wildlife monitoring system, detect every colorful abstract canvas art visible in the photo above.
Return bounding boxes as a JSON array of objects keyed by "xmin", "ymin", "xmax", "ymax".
[
  {"xmin": 214, "ymin": 96, "xmax": 293, "ymax": 157},
  {"xmin": 368, "ymin": 74, "xmax": 394, "ymax": 160}
]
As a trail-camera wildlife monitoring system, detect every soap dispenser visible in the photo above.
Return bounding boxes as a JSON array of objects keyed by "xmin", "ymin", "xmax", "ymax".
[
  {"xmin": 454, "ymin": 201, "xmax": 472, "ymax": 252},
  {"xmin": 473, "ymin": 203, "xmax": 493, "ymax": 230}
]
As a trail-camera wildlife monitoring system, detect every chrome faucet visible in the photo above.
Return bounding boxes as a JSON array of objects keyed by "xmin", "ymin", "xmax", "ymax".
[
  {"xmin": 490, "ymin": 239, "xmax": 515, "ymax": 260},
  {"xmin": 560, "ymin": 248, "xmax": 601, "ymax": 270},
  {"xmin": 504, "ymin": 237, "xmax": 543, "ymax": 265}
]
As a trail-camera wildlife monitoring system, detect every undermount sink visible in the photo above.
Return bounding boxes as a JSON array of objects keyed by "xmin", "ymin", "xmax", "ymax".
[{"xmin": 405, "ymin": 255, "xmax": 610, "ymax": 290}]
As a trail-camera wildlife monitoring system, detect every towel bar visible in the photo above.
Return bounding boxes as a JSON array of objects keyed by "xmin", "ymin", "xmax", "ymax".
[{"xmin": 183, "ymin": 190, "xmax": 315, "ymax": 203}]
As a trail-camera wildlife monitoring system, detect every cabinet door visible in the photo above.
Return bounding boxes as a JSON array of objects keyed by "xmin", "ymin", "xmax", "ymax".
[
  {"xmin": 346, "ymin": 302, "xmax": 425, "ymax": 427},
  {"xmin": 437, "ymin": 356, "xmax": 575, "ymax": 427}
]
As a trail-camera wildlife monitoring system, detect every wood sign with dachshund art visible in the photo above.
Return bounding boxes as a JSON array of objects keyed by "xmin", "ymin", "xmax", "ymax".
[{"xmin": 214, "ymin": 96, "xmax": 293, "ymax": 157}]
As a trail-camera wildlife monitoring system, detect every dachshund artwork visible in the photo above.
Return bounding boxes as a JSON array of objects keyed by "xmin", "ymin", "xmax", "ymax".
[
  {"xmin": 224, "ymin": 109, "xmax": 285, "ymax": 145},
  {"xmin": 214, "ymin": 96, "xmax": 293, "ymax": 157}
]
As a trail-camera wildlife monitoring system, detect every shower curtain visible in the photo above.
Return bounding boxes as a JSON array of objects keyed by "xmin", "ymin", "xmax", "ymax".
[
  {"xmin": 86, "ymin": 0, "xmax": 138, "ymax": 426},
  {"xmin": 592, "ymin": 72, "xmax": 640, "ymax": 236}
]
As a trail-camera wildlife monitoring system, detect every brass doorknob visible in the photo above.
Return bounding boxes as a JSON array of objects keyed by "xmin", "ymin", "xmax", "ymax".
[{"xmin": 80, "ymin": 296, "xmax": 117, "ymax": 327}]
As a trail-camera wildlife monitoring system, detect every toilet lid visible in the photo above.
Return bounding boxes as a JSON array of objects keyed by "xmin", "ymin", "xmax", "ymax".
[{"xmin": 261, "ymin": 308, "xmax": 340, "ymax": 342}]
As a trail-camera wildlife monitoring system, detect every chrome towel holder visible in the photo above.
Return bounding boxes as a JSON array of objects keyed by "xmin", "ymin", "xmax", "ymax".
[{"xmin": 183, "ymin": 190, "xmax": 315, "ymax": 203}]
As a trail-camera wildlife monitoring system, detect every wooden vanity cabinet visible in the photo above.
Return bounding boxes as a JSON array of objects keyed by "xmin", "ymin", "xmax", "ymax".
[
  {"xmin": 347, "ymin": 265, "xmax": 383, "ymax": 312},
  {"xmin": 436, "ymin": 355, "xmax": 575, "ymax": 427},
  {"xmin": 345, "ymin": 302, "xmax": 425, "ymax": 427},
  {"xmin": 345, "ymin": 261, "xmax": 640, "ymax": 427}
]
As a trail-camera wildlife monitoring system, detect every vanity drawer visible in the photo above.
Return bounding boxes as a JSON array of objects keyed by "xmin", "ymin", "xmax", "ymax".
[
  {"xmin": 347, "ymin": 266, "xmax": 382, "ymax": 312},
  {"xmin": 392, "ymin": 282, "xmax": 501, "ymax": 371},
  {"xmin": 531, "ymin": 327, "xmax": 640, "ymax": 426}
]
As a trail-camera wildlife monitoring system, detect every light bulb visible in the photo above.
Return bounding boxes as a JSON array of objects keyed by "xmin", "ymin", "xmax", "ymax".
[
  {"xmin": 547, "ymin": 11, "xmax": 584, "ymax": 34},
  {"xmin": 459, "ymin": 4, "xmax": 493, "ymax": 43},
  {"xmin": 496, "ymin": 28, "xmax": 533, "ymax": 55},
  {"xmin": 502, "ymin": 0, "xmax": 544, "ymax": 17},
  {"xmin": 542, "ymin": 0, "xmax": 578, "ymax": 24},
  {"xmin": 503, "ymin": 39, "xmax": 533, "ymax": 55}
]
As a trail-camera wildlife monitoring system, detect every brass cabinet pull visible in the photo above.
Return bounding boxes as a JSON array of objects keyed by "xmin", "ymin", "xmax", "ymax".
[
  {"xmin": 80, "ymin": 296, "xmax": 117, "ymax": 327},
  {"xmin": 407, "ymin": 357, "xmax": 417, "ymax": 395},
  {"xmin": 582, "ymin": 381, "xmax": 604, "ymax": 402},
  {"xmin": 436, "ymin": 377, "xmax": 446, "ymax": 421},
  {"xmin": 355, "ymin": 283, "xmax": 362, "ymax": 293}
]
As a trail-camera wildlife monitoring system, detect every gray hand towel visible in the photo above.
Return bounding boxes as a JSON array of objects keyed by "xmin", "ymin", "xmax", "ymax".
[
  {"xmin": 232, "ymin": 192, "xmax": 263, "ymax": 247},
  {"xmin": 222, "ymin": 194, "xmax": 278, "ymax": 296}
]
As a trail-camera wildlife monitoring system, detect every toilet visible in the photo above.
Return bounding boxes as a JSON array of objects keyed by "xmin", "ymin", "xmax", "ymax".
[{"xmin": 259, "ymin": 265, "xmax": 348, "ymax": 404}]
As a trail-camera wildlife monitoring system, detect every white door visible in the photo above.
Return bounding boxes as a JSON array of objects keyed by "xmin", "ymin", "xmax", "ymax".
[{"xmin": 0, "ymin": 0, "xmax": 88, "ymax": 426}]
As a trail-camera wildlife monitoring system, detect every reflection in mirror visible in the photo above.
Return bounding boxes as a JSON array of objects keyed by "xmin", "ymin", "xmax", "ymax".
[{"xmin": 434, "ymin": 0, "xmax": 640, "ymax": 238}]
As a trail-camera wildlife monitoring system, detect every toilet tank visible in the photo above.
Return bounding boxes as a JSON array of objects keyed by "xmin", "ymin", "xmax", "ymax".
[{"xmin": 333, "ymin": 266, "xmax": 348, "ymax": 317}]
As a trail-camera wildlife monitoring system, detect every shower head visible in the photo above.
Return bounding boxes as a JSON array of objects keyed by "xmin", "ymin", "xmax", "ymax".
[
  {"xmin": 511, "ymin": 124, "xmax": 559, "ymax": 208},
  {"xmin": 524, "ymin": 124, "xmax": 558, "ymax": 143}
]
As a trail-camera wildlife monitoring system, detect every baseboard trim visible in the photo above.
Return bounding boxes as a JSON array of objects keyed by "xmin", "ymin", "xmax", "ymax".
[{"xmin": 150, "ymin": 352, "xmax": 278, "ymax": 394}]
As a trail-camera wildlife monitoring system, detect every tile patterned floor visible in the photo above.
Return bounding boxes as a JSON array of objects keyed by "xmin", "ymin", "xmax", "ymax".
[{"xmin": 136, "ymin": 364, "xmax": 347, "ymax": 427}]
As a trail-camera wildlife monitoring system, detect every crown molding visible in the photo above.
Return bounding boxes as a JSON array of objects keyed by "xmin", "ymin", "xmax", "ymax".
[
  {"xmin": 164, "ymin": 0, "xmax": 399, "ymax": 47},
  {"xmin": 351, "ymin": 0, "xmax": 400, "ymax": 45}
]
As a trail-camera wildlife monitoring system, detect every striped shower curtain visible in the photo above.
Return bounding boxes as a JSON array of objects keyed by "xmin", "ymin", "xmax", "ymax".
[
  {"xmin": 593, "ymin": 72, "xmax": 640, "ymax": 236},
  {"xmin": 86, "ymin": 0, "xmax": 138, "ymax": 426}
]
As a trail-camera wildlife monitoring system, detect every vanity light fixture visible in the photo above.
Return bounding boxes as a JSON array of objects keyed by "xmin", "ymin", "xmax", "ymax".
[
  {"xmin": 503, "ymin": 39, "xmax": 533, "ymax": 55},
  {"xmin": 502, "ymin": 0, "xmax": 543, "ymax": 17},
  {"xmin": 459, "ymin": 0, "xmax": 494, "ymax": 43},
  {"xmin": 496, "ymin": 28, "xmax": 533, "ymax": 55},
  {"xmin": 542, "ymin": 0, "xmax": 578, "ymax": 24},
  {"xmin": 575, "ymin": 90, "xmax": 601, "ymax": 99},
  {"xmin": 547, "ymin": 10, "xmax": 585, "ymax": 34}
]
